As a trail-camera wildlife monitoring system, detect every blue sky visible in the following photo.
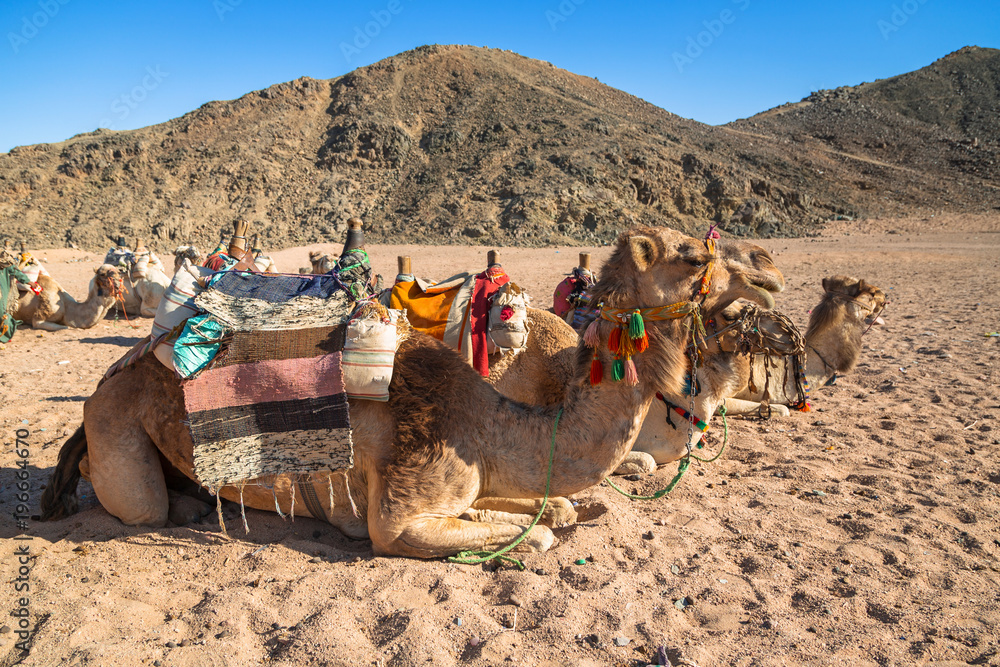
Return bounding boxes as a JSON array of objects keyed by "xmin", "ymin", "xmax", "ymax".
[{"xmin": 1, "ymin": 0, "xmax": 997, "ymax": 152}]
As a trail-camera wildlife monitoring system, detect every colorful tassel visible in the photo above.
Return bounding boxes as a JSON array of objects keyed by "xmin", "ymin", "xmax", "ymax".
[
  {"xmin": 589, "ymin": 351, "xmax": 603, "ymax": 385},
  {"xmin": 608, "ymin": 327, "xmax": 622, "ymax": 355},
  {"xmin": 611, "ymin": 358, "xmax": 625, "ymax": 382},
  {"xmin": 583, "ymin": 319, "xmax": 600, "ymax": 348},
  {"xmin": 633, "ymin": 331, "xmax": 649, "ymax": 354},
  {"xmin": 624, "ymin": 358, "xmax": 638, "ymax": 385},
  {"xmin": 628, "ymin": 310, "xmax": 645, "ymax": 340}
]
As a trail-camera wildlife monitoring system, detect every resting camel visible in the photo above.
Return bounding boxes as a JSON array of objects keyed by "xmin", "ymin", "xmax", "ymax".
[
  {"xmin": 42, "ymin": 226, "xmax": 783, "ymax": 558},
  {"xmin": 15, "ymin": 266, "xmax": 121, "ymax": 331},
  {"xmin": 492, "ymin": 275, "xmax": 884, "ymax": 472},
  {"xmin": 172, "ymin": 246, "xmax": 202, "ymax": 274},
  {"xmin": 308, "ymin": 251, "xmax": 336, "ymax": 274},
  {"xmin": 727, "ymin": 276, "xmax": 885, "ymax": 409}
]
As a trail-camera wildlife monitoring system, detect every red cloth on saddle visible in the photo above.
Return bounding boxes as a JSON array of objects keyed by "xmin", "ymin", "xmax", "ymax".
[{"xmin": 470, "ymin": 266, "xmax": 508, "ymax": 377}]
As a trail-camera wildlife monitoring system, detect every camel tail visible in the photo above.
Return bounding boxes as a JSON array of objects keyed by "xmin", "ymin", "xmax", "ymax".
[{"xmin": 39, "ymin": 425, "xmax": 87, "ymax": 521}]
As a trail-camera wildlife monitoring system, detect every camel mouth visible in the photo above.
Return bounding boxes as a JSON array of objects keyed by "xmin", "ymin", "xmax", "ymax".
[
  {"xmin": 733, "ymin": 273, "xmax": 781, "ymax": 310},
  {"xmin": 866, "ymin": 314, "xmax": 886, "ymax": 326},
  {"xmin": 746, "ymin": 284, "xmax": 775, "ymax": 310}
]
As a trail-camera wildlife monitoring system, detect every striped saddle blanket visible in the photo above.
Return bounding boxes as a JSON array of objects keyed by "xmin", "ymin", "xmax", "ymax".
[{"xmin": 183, "ymin": 271, "xmax": 355, "ymax": 491}]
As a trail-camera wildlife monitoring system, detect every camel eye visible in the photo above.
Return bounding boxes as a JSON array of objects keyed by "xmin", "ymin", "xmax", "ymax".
[{"xmin": 686, "ymin": 259, "xmax": 706, "ymax": 268}]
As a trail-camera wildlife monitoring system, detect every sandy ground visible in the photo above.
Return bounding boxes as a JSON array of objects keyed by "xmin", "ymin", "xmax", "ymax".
[{"xmin": 2, "ymin": 215, "xmax": 999, "ymax": 667}]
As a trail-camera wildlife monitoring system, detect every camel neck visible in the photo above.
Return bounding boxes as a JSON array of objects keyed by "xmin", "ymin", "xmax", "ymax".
[
  {"xmin": 480, "ymin": 321, "xmax": 689, "ymax": 499},
  {"xmin": 63, "ymin": 282, "xmax": 116, "ymax": 328}
]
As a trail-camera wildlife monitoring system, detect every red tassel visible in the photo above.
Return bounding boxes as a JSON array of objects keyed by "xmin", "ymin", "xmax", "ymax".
[
  {"xmin": 633, "ymin": 331, "xmax": 649, "ymax": 354},
  {"xmin": 624, "ymin": 358, "xmax": 638, "ymax": 385},
  {"xmin": 608, "ymin": 327, "xmax": 622, "ymax": 355},
  {"xmin": 590, "ymin": 351, "xmax": 603, "ymax": 386},
  {"xmin": 583, "ymin": 319, "xmax": 600, "ymax": 348}
]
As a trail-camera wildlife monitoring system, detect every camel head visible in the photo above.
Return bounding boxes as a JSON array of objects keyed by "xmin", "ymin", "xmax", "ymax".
[
  {"xmin": 173, "ymin": 246, "xmax": 202, "ymax": 274},
  {"xmin": 583, "ymin": 227, "xmax": 785, "ymax": 396},
  {"xmin": 309, "ymin": 251, "xmax": 336, "ymax": 274},
  {"xmin": 592, "ymin": 227, "xmax": 784, "ymax": 317},
  {"xmin": 93, "ymin": 265, "xmax": 121, "ymax": 298},
  {"xmin": 712, "ymin": 303, "xmax": 805, "ymax": 357},
  {"xmin": 812, "ymin": 275, "xmax": 887, "ymax": 333}
]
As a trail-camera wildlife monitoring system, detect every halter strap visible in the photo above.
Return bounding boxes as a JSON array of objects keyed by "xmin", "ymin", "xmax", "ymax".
[
  {"xmin": 599, "ymin": 301, "xmax": 701, "ymax": 325},
  {"xmin": 656, "ymin": 392, "xmax": 708, "ymax": 432}
]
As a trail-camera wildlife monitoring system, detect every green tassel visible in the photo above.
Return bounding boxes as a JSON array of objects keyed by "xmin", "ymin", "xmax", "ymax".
[
  {"xmin": 612, "ymin": 357, "xmax": 625, "ymax": 381},
  {"xmin": 628, "ymin": 310, "xmax": 645, "ymax": 340}
]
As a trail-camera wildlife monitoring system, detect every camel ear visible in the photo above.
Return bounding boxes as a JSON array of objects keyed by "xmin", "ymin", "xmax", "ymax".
[
  {"xmin": 821, "ymin": 277, "xmax": 831, "ymax": 293},
  {"xmin": 627, "ymin": 235, "xmax": 658, "ymax": 272},
  {"xmin": 855, "ymin": 279, "xmax": 869, "ymax": 295},
  {"xmin": 94, "ymin": 267, "xmax": 99, "ymax": 274}
]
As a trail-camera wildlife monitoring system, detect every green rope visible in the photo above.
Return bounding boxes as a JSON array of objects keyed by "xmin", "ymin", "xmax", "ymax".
[
  {"xmin": 604, "ymin": 404, "xmax": 728, "ymax": 500},
  {"xmin": 605, "ymin": 457, "xmax": 690, "ymax": 500},
  {"xmin": 447, "ymin": 408, "xmax": 563, "ymax": 570},
  {"xmin": 690, "ymin": 403, "xmax": 727, "ymax": 463}
]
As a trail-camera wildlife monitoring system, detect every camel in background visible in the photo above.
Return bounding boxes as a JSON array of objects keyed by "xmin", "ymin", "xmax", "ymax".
[{"xmin": 15, "ymin": 266, "xmax": 121, "ymax": 331}]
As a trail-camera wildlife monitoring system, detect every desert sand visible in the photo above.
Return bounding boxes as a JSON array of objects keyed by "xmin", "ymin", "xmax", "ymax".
[{"xmin": 1, "ymin": 215, "xmax": 999, "ymax": 666}]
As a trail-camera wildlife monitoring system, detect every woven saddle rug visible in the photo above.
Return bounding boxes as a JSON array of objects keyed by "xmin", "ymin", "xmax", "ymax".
[
  {"xmin": 388, "ymin": 266, "xmax": 513, "ymax": 376},
  {"xmin": 184, "ymin": 271, "xmax": 354, "ymax": 492}
]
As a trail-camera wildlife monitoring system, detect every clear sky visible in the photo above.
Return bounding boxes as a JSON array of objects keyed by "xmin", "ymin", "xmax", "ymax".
[{"xmin": 1, "ymin": 0, "xmax": 997, "ymax": 153}]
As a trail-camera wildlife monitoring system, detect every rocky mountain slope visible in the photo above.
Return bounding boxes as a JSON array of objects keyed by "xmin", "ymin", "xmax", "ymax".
[
  {"xmin": 1, "ymin": 44, "xmax": 997, "ymax": 252},
  {"xmin": 731, "ymin": 46, "xmax": 1000, "ymax": 217}
]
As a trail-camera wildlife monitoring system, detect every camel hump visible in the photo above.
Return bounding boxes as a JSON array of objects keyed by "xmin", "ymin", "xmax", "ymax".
[{"xmin": 39, "ymin": 425, "xmax": 88, "ymax": 521}]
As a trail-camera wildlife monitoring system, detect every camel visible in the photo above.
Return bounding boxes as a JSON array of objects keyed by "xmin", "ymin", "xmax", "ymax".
[
  {"xmin": 492, "ymin": 275, "xmax": 884, "ymax": 473},
  {"xmin": 108, "ymin": 263, "xmax": 169, "ymax": 317},
  {"xmin": 103, "ymin": 241, "xmax": 171, "ymax": 317},
  {"xmin": 308, "ymin": 251, "xmax": 336, "ymax": 274},
  {"xmin": 722, "ymin": 275, "xmax": 887, "ymax": 416},
  {"xmin": 172, "ymin": 246, "xmax": 202, "ymax": 274},
  {"xmin": 14, "ymin": 266, "xmax": 121, "ymax": 331},
  {"xmin": 42, "ymin": 226, "xmax": 783, "ymax": 558}
]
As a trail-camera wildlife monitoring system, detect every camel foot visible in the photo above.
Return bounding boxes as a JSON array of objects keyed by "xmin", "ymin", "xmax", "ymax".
[
  {"xmin": 516, "ymin": 524, "xmax": 555, "ymax": 553},
  {"xmin": 167, "ymin": 491, "xmax": 213, "ymax": 526},
  {"xmin": 468, "ymin": 496, "xmax": 577, "ymax": 528},
  {"xmin": 614, "ymin": 452, "xmax": 657, "ymax": 476},
  {"xmin": 769, "ymin": 404, "xmax": 791, "ymax": 418},
  {"xmin": 374, "ymin": 517, "xmax": 557, "ymax": 558},
  {"xmin": 33, "ymin": 320, "xmax": 67, "ymax": 331}
]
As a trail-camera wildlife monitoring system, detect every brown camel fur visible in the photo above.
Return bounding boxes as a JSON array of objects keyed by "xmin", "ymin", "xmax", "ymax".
[
  {"xmin": 41, "ymin": 227, "xmax": 783, "ymax": 559},
  {"xmin": 14, "ymin": 266, "xmax": 120, "ymax": 331},
  {"xmin": 172, "ymin": 246, "xmax": 202, "ymax": 274}
]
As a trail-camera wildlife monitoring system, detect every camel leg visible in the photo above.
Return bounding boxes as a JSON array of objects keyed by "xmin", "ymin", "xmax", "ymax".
[
  {"xmin": 375, "ymin": 516, "xmax": 555, "ymax": 558},
  {"xmin": 139, "ymin": 301, "xmax": 157, "ymax": 318},
  {"xmin": 614, "ymin": 452, "xmax": 657, "ymax": 475},
  {"xmin": 32, "ymin": 319, "xmax": 67, "ymax": 331},
  {"xmin": 468, "ymin": 496, "xmax": 577, "ymax": 527},
  {"xmin": 720, "ymin": 398, "xmax": 790, "ymax": 418},
  {"xmin": 84, "ymin": 411, "xmax": 169, "ymax": 526}
]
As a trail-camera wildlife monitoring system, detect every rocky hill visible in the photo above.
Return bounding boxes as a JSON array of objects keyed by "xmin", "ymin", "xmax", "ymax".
[
  {"xmin": 2, "ymin": 45, "xmax": 998, "ymax": 252},
  {"xmin": 731, "ymin": 46, "xmax": 1000, "ymax": 217}
]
